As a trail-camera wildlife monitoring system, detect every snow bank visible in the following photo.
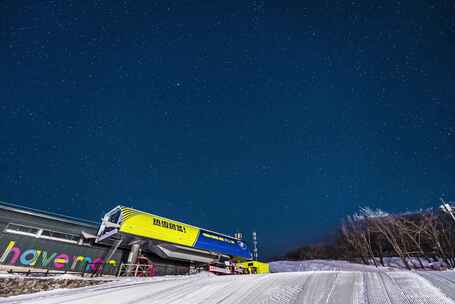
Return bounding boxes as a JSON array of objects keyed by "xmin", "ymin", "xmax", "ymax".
[
  {"xmin": 270, "ymin": 257, "xmax": 451, "ymax": 273},
  {"xmin": 0, "ymin": 276, "xmax": 105, "ymax": 298},
  {"xmin": 269, "ymin": 260, "xmax": 384, "ymax": 273}
]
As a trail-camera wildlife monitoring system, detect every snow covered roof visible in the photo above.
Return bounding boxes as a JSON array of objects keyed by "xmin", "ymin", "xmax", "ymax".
[{"xmin": 0, "ymin": 201, "xmax": 98, "ymax": 228}]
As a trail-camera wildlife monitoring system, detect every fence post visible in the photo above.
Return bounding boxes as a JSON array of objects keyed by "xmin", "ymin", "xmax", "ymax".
[
  {"xmin": 116, "ymin": 263, "xmax": 123, "ymax": 277},
  {"xmin": 81, "ymin": 261, "xmax": 88, "ymax": 277},
  {"xmin": 91, "ymin": 263, "xmax": 100, "ymax": 278},
  {"xmin": 90, "ymin": 264, "xmax": 96, "ymax": 278},
  {"xmin": 98, "ymin": 263, "xmax": 105, "ymax": 277},
  {"xmin": 99, "ymin": 263, "xmax": 105, "ymax": 277}
]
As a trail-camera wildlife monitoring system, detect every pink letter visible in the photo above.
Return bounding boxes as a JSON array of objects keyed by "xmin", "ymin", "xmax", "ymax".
[
  {"xmin": 54, "ymin": 254, "xmax": 69, "ymax": 269},
  {"xmin": 91, "ymin": 257, "xmax": 104, "ymax": 271}
]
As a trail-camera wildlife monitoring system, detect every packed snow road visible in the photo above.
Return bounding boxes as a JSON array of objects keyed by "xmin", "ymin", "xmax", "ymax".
[{"xmin": 1, "ymin": 271, "xmax": 455, "ymax": 304}]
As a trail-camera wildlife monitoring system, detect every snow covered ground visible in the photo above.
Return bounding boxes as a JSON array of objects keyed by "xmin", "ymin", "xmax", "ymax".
[{"xmin": 1, "ymin": 270, "xmax": 455, "ymax": 304}]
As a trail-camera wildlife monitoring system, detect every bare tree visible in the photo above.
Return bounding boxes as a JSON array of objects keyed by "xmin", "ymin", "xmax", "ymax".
[
  {"xmin": 341, "ymin": 216, "xmax": 370, "ymax": 265},
  {"xmin": 287, "ymin": 204, "xmax": 455, "ymax": 269},
  {"xmin": 396, "ymin": 217, "xmax": 429, "ymax": 269},
  {"xmin": 422, "ymin": 211, "xmax": 452, "ymax": 268},
  {"xmin": 367, "ymin": 214, "xmax": 412, "ymax": 270}
]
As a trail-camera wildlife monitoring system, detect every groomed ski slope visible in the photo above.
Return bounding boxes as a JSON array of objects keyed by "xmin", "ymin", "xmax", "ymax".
[{"xmin": 1, "ymin": 271, "xmax": 455, "ymax": 304}]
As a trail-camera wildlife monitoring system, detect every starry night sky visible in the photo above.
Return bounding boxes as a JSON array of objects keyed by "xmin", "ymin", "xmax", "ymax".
[{"xmin": 1, "ymin": 1, "xmax": 454, "ymax": 258}]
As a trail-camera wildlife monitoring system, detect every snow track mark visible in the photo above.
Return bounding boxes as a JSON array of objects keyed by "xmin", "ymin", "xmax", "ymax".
[
  {"xmin": 417, "ymin": 272, "xmax": 455, "ymax": 301},
  {"xmin": 388, "ymin": 271, "xmax": 455, "ymax": 304}
]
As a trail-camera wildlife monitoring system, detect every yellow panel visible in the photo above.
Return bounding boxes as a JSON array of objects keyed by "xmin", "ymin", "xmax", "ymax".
[
  {"xmin": 239, "ymin": 261, "xmax": 270, "ymax": 274},
  {"xmin": 257, "ymin": 262, "xmax": 270, "ymax": 274},
  {"xmin": 119, "ymin": 208, "xmax": 200, "ymax": 247}
]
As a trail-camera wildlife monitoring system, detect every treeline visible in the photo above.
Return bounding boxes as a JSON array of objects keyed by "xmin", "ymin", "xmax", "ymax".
[{"xmin": 284, "ymin": 205, "xmax": 455, "ymax": 270}]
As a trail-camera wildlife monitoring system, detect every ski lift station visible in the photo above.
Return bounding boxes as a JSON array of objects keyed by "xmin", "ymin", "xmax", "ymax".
[{"xmin": 0, "ymin": 201, "xmax": 267, "ymax": 276}]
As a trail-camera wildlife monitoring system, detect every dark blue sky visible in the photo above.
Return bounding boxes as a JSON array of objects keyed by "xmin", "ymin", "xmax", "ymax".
[{"xmin": 1, "ymin": 1, "xmax": 454, "ymax": 258}]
